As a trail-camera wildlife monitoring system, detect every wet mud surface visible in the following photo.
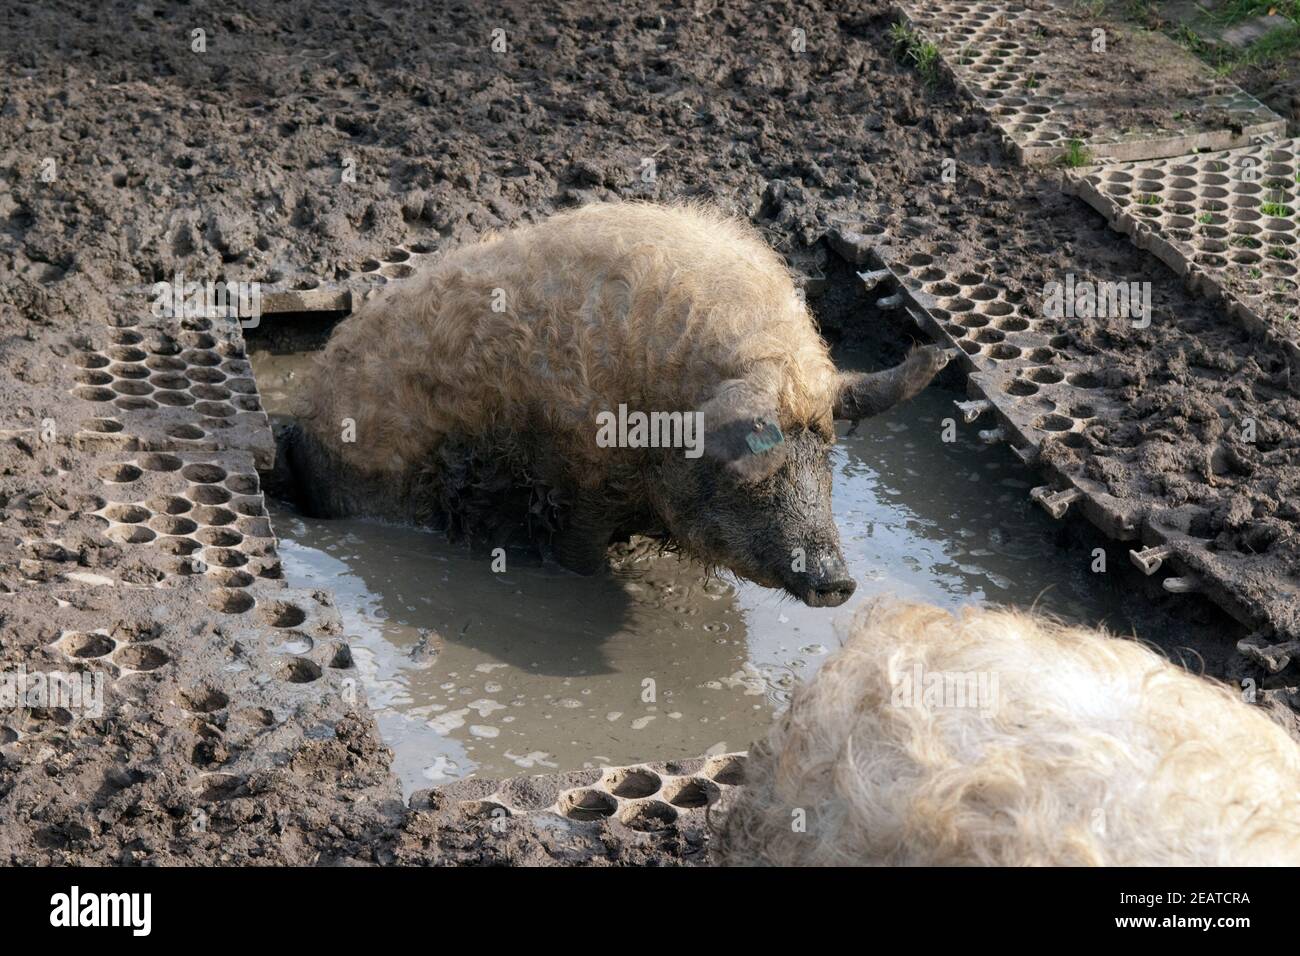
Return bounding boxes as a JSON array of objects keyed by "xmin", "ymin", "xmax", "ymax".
[
  {"xmin": 0, "ymin": 582, "xmax": 406, "ymax": 865},
  {"xmin": 1, "ymin": 0, "xmax": 1298, "ymax": 864}
]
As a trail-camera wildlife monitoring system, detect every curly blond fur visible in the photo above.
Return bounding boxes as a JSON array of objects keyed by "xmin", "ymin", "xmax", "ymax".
[
  {"xmin": 717, "ymin": 599, "xmax": 1300, "ymax": 866},
  {"xmin": 298, "ymin": 201, "xmax": 838, "ymax": 482}
]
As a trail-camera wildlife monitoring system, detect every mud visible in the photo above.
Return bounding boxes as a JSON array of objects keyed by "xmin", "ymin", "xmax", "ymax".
[
  {"xmin": 2, "ymin": 0, "xmax": 1298, "ymax": 864},
  {"xmin": 0, "ymin": 582, "xmax": 406, "ymax": 865},
  {"xmin": 0, "ymin": 438, "xmax": 283, "ymax": 591}
]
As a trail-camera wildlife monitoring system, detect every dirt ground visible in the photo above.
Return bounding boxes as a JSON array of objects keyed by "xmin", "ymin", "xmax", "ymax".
[
  {"xmin": 2, "ymin": 0, "xmax": 1299, "ymax": 864},
  {"xmin": 1115, "ymin": 0, "xmax": 1300, "ymax": 136}
]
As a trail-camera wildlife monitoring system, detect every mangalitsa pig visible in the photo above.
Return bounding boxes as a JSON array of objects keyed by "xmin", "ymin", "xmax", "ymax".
[{"xmin": 285, "ymin": 202, "xmax": 946, "ymax": 606}]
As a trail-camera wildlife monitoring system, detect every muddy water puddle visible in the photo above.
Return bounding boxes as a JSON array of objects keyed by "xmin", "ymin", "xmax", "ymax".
[{"xmin": 256, "ymin": 347, "xmax": 1162, "ymax": 796}]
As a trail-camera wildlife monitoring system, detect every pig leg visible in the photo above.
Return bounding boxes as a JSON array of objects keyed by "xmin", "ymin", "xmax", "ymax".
[
  {"xmin": 552, "ymin": 489, "xmax": 618, "ymax": 575},
  {"xmin": 833, "ymin": 345, "xmax": 948, "ymax": 421},
  {"xmin": 281, "ymin": 421, "xmax": 412, "ymax": 522}
]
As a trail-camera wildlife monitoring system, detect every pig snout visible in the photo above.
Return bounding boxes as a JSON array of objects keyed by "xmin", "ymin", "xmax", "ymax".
[{"xmin": 787, "ymin": 549, "xmax": 856, "ymax": 608}]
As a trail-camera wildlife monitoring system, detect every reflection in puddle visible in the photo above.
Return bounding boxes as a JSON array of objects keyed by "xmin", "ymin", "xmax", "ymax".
[{"xmin": 261, "ymin": 350, "xmax": 1153, "ymax": 796}]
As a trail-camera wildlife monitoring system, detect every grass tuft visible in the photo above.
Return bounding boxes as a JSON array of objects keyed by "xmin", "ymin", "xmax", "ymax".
[
  {"xmin": 1057, "ymin": 139, "xmax": 1092, "ymax": 168},
  {"xmin": 889, "ymin": 21, "xmax": 944, "ymax": 88}
]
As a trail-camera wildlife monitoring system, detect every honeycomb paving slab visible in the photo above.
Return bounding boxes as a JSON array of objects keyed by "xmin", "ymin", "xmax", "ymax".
[
  {"xmin": 0, "ymin": 584, "xmax": 355, "ymax": 743},
  {"xmin": 895, "ymin": 0, "xmax": 1034, "ymax": 45},
  {"xmin": 0, "ymin": 306, "xmax": 275, "ymax": 467},
  {"xmin": 1133, "ymin": 506, "xmax": 1300, "ymax": 649},
  {"xmin": 421, "ymin": 752, "xmax": 746, "ymax": 826},
  {"xmin": 0, "ymin": 584, "xmax": 398, "ymax": 844},
  {"xmin": 894, "ymin": 0, "xmax": 1285, "ymax": 165},
  {"xmin": 402, "ymin": 753, "xmax": 745, "ymax": 864},
  {"xmin": 1067, "ymin": 139, "xmax": 1300, "ymax": 343},
  {"xmin": 254, "ymin": 239, "xmax": 443, "ymax": 317},
  {"xmin": 871, "ymin": 236, "xmax": 1300, "ymax": 643},
  {"xmin": 0, "ymin": 438, "xmax": 282, "ymax": 592},
  {"xmin": 0, "ymin": 292, "xmax": 254, "ymax": 338},
  {"xmin": 878, "ymin": 239, "xmax": 1142, "ymax": 535}
]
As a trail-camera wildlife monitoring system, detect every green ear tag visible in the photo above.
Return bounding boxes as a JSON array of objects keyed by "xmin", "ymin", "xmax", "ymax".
[{"xmin": 745, "ymin": 420, "xmax": 785, "ymax": 455}]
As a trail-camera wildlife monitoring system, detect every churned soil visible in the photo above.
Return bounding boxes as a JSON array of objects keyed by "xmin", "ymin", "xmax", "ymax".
[{"xmin": 2, "ymin": 0, "xmax": 1299, "ymax": 864}]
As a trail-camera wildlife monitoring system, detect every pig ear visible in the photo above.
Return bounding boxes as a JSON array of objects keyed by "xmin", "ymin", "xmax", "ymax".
[
  {"xmin": 697, "ymin": 380, "xmax": 789, "ymax": 483},
  {"xmin": 833, "ymin": 345, "xmax": 949, "ymax": 421}
]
